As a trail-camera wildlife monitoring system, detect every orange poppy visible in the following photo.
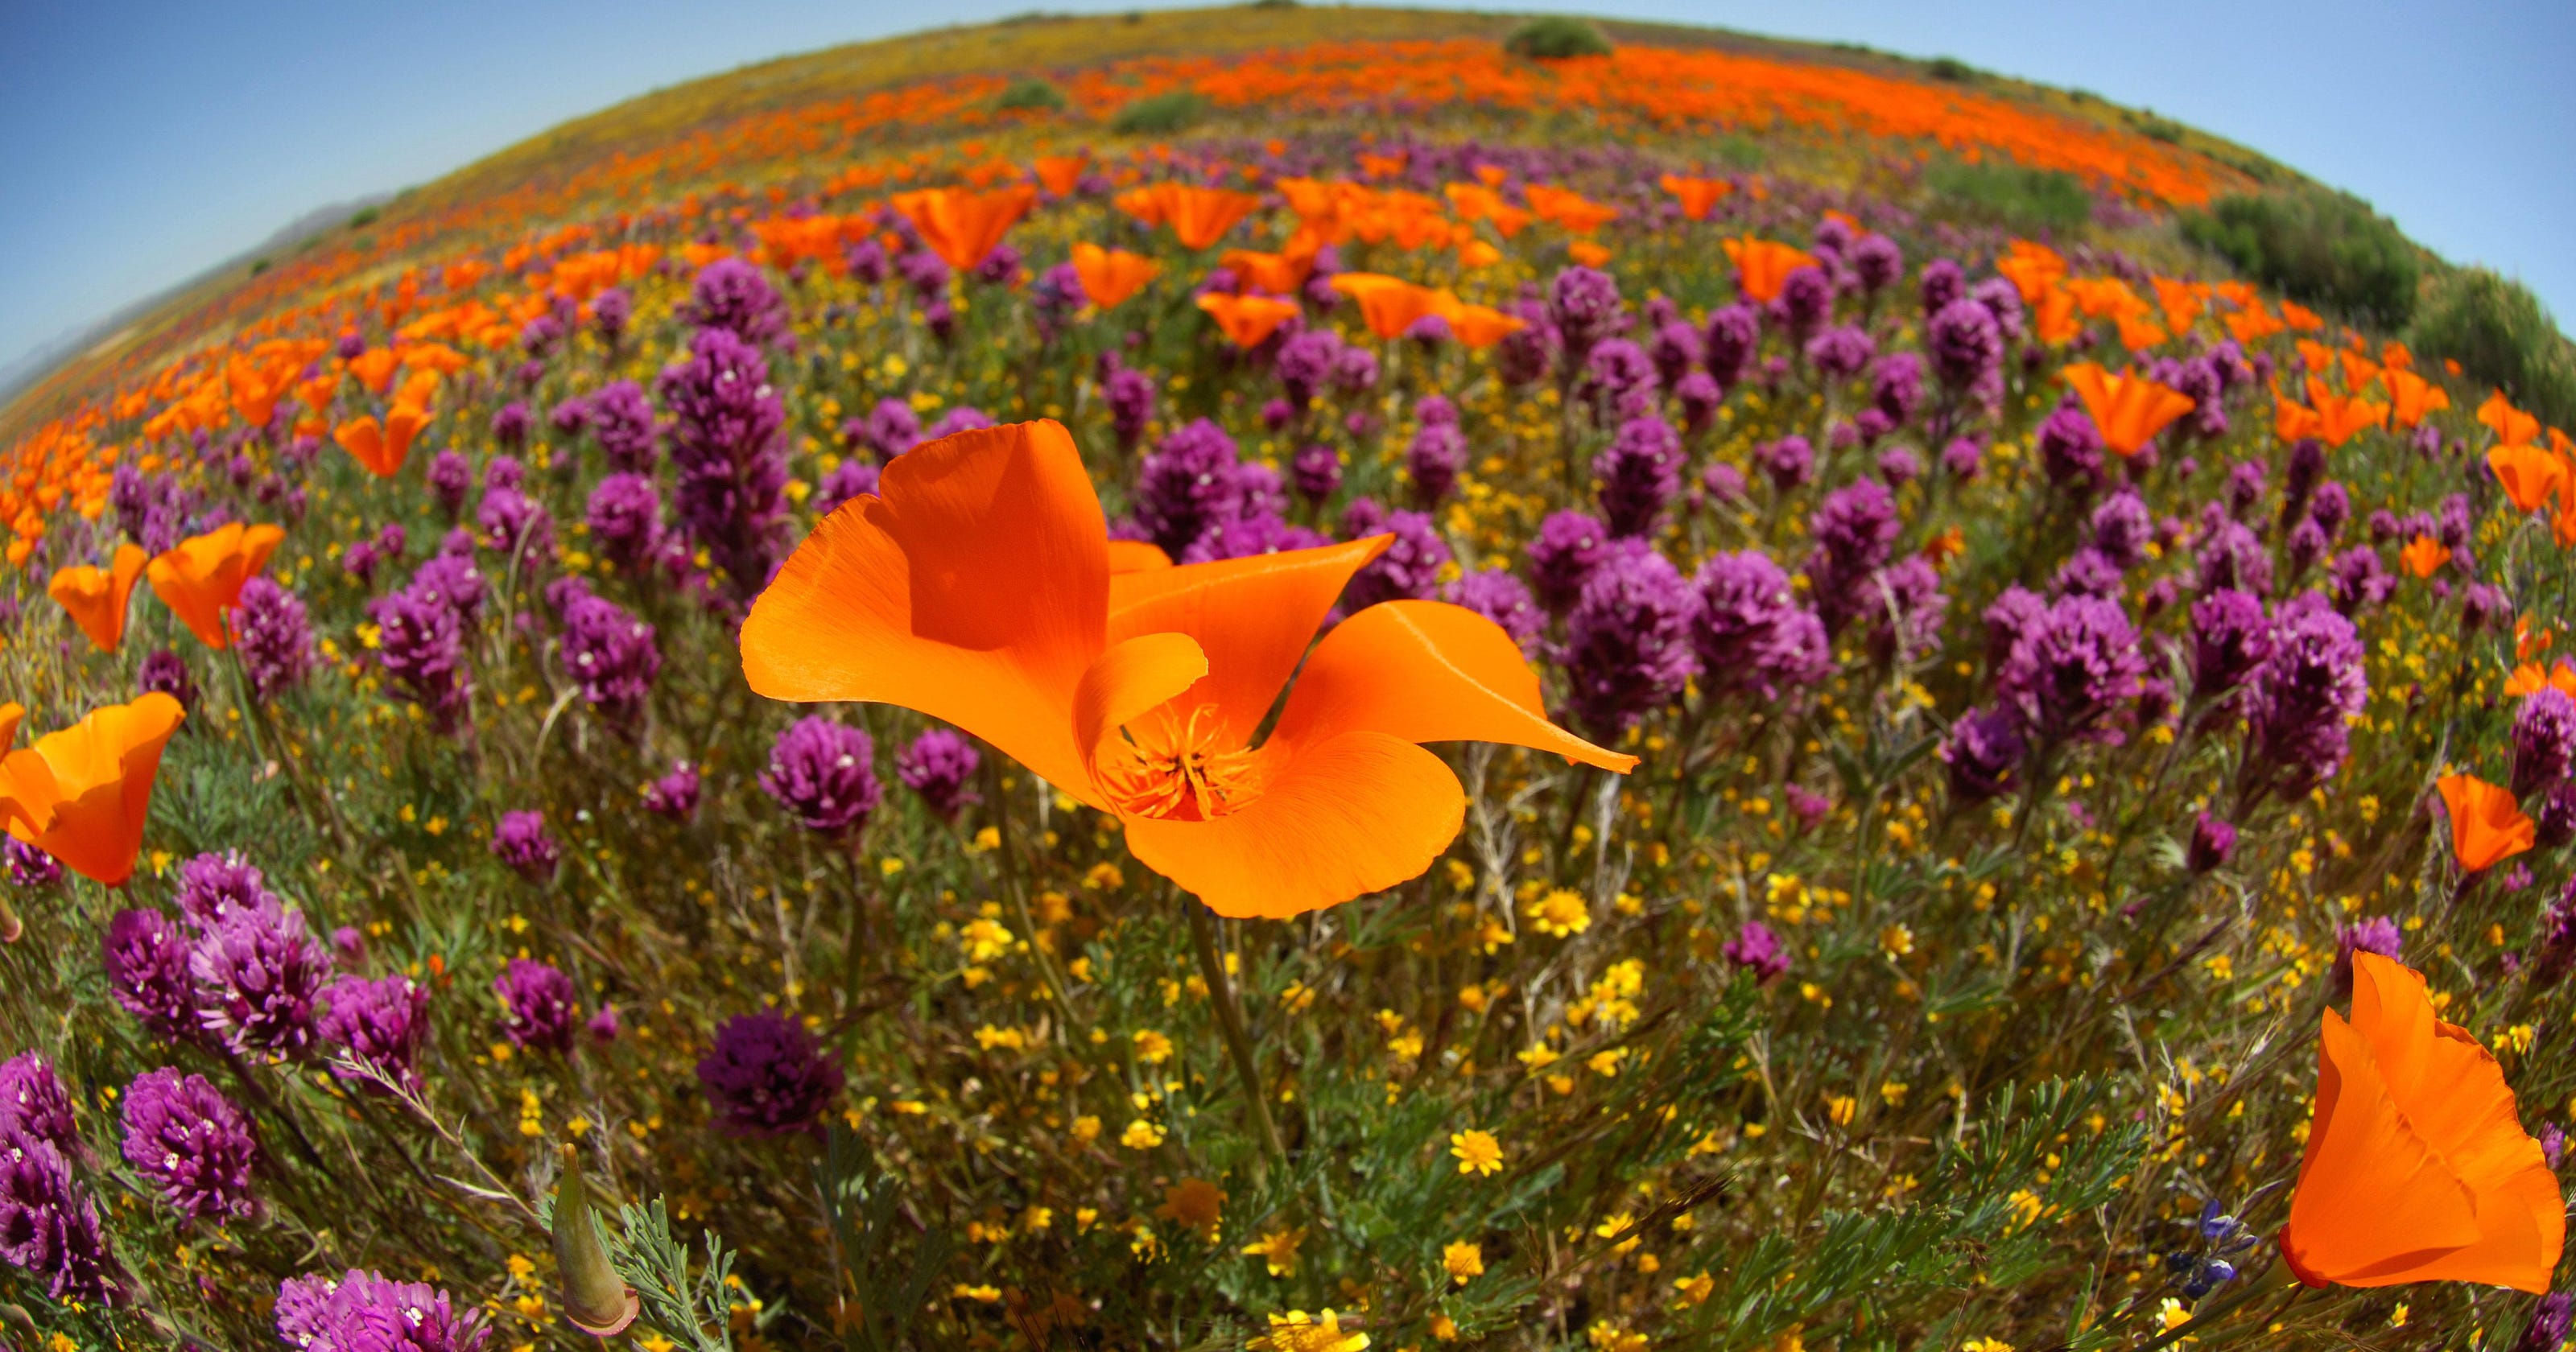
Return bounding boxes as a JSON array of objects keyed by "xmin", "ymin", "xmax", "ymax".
[
  {"xmin": 1524, "ymin": 183, "xmax": 1617, "ymax": 234},
  {"xmin": 2113, "ymin": 313, "xmax": 2169, "ymax": 352},
  {"xmin": 1070, "ymin": 244, "xmax": 1162, "ymax": 310},
  {"xmin": 1658, "ymin": 174, "xmax": 1734, "ymax": 221},
  {"xmin": 1196, "ymin": 293, "xmax": 1302, "ymax": 349},
  {"xmin": 1566, "ymin": 240, "xmax": 1612, "ymax": 268},
  {"xmin": 2274, "ymin": 391, "xmax": 2326, "ymax": 443},
  {"xmin": 1033, "ymin": 154, "xmax": 1088, "ymax": 197},
  {"xmin": 1721, "ymin": 237, "xmax": 1819, "ymax": 305},
  {"xmin": 2294, "ymin": 338, "xmax": 2336, "ymax": 377},
  {"xmin": 2058, "ymin": 364, "xmax": 2194, "ymax": 456},
  {"xmin": 2279, "ymin": 951, "xmax": 2561, "ymax": 1292},
  {"xmin": 147, "ymin": 521, "xmax": 285, "ymax": 649},
  {"xmin": 2480, "ymin": 391, "xmax": 2541, "ymax": 447},
  {"xmin": 1434, "ymin": 298, "xmax": 1528, "ymax": 348},
  {"xmin": 334, "ymin": 404, "xmax": 432, "ymax": 478},
  {"xmin": 2303, "ymin": 379, "xmax": 2388, "ymax": 447},
  {"xmin": 1121, "ymin": 183, "xmax": 1261, "ymax": 251},
  {"xmin": 2281, "ymin": 300, "xmax": 2325, "ymax": 331},
  {"xmin": 740, "ymin": 421, "xmax": 1634, "ymax": 919},
  {"xmin": 0, "ymin": 703, "xmax": 21, "ymax": 754},
  {"xmin": 2338, "ymin": 350, "xmax": 2382, "ymax": 393},
  {"xmin": 2506, "ymin": 661, "xmax": 2576, "ymax": 701},
  {"xmin": 2383, "ymin": 367, "xmax": 2451, "ymax": 429},
  {"xmin": 889, "ymin": 185, "xmax": 1038, "ymax": 272},
  {"xmin": 2401, "ymin": 534, "xmax": 2448, "ymax": 579},
  {"xmin": 1328, "ymin": 273, "xmax": 1445, "ymax": 341},
  {"xmin": 1107, "ymin": 540, "xmax": 1173, "ymax": 574},
  {"xmin": 2149, "ymin": 276, "xmax": 2202, "ymax": 335},
  {"xmin": 1996, "ymin": 240, "xmax": 2067, "ymax": 304},
  {"xmin": 2436, "ymin": 773, "xmax": 2534, "ymax": 874},
  {"xmin": 0, "ymin": 691, "xmax": 187, "ymax": 887},
  {"xmin": 346, "ymin": 348, "xmax": 400, "ymax": 395},
  {"xmin": 2033, "ymin": 284, "xmax": 2083, "ymax": 346},
  {"xmin": 1220, "ymin": 247, "xmax": 1316, "ymax": 295},
  {"xmin": 47, "ymin": 544, "xmax": 148, "ymax": 653},
  {"xmin": 2487, "ymin": 443, "xmax": 2569, "ymax": 514}
]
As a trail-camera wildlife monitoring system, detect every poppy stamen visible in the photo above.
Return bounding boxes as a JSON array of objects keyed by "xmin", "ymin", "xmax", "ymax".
[{"xmin": 1098, "ymin": 704, "xmax": 1260, "ymax": 822}]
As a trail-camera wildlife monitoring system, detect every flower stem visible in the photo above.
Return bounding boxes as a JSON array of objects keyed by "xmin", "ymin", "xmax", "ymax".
[{"xmin": 1183, "ymin": 897, "xmax": 1286, "ymax": 1180}]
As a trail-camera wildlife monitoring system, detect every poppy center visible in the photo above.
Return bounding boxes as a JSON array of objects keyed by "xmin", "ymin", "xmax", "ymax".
[{"xmin": 1096, "ymin": 703, "xmax": 1259, "ymax": 822}]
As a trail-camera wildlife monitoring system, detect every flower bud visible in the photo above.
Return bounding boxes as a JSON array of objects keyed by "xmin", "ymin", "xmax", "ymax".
[{"xmin": 552, "ymin": 1151, "xmax": 639, "ymax": 1338}]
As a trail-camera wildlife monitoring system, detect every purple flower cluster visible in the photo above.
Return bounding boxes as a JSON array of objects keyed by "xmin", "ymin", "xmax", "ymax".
[
  {"xmin": 189, "ymin": 895, "xmax": 332, "ymax": 1060},
  {"xmin": 1689, "ymin": 550, "xmax": 1831, "ymax": 700},
  {"xmin": 588, "ymin": 379, "xmax": 658, "ymax": 472},
  {"xmin": 1722, "ymin": 921, "xmax": 1790, "ymax": 984},
  {"xmin": 1563, "ymin": 543, "xmax": 1699, "ymax": 737},
  {"xmin": 119, "ymin": 1068, "xmax": 259, "ymax": 1222},
  {"xmin": 659, "ymin": 326, "xmax": 791, "ymax": 600},
  {"xmin": 276, "ymin": 1269, "xmax": 490, "ymax": 1352},
  {"xmin": 683, "ymin": 257, "xmax": 790, "ymax": 347},
  {"xmin": 761, "ymin": 715, "xmax": 882, "ymax": 835},
  {"xmin": 229, "ymin": 576, "xmax": 316, "ymax": 702},
  {"xmin": 1446, "ymin": 569, "xmax": 1544, "ymax": 656},
  {"xmin": 1527, "ymin": 509, "xmax": 1612, "ymax": 613},
  {"xmin": 559, "ymin": 592, "xmax": 661, "ymax": 725},
  {"xmin": 489, "ymin": 810, "xmax": 561, "ymax": 883},
  {"xmin": 697, "ymin": 1010, "xmax": 845, "ymax": 1136},
  {"xmin": 494, "ymin": 958, "xmax": 582, "ymax": 1055},
  {"xmin": 1595, "ymin": 415, "xmax": 1682, "ymax": 538},
  {"xmin": 585, "ymin": 472, "xmax": 665, "ymax": 571},
  {"xmin": 103, "ymin": 908, "xmax": 197, "ymax": 1041},
  {"xmin": 1341, "ymin": 508, "xmax": 1452, "ymax": 611},
  {"xmin": 1804, "ymin": 480, "xmax": 1900, "ymax": 634},
  {"xmin": 0, "ymin": 1123, "xmax": 119, "ymax": 1304},
  {"xmin": 2244, "ymin": 593, "xmax": 2368, "ymax": 796},
  {"xmin": 1994, "ymin": 594, "xmax": 2147, "ymax": 748},
  {"xmin": 897, "ymin": 728, "xmax": 982, "ymax": 822},
  {"xmin": 370, "ymin": 553, "xmax": 480, "ymax": 732},
  {"xmin": 317, "ymin": 974, "xmax": 431, "ymax": 1093}
]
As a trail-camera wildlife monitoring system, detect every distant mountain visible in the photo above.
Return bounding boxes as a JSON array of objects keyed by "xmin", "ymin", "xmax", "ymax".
[{"xmin": 0, "ymin": 191, "xmax": 398, "ymax": 410}]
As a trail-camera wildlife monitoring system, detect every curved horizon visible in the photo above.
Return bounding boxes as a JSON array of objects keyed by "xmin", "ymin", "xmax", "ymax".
[{"xmin": 2, "ymin": 0, "xmax": 2568, "ymax": 397}]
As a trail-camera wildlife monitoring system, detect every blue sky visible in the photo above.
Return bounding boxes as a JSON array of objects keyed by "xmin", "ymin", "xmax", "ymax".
[{"xmin": 2, "ymin": 0, "xmax": 2569, "ymax": 382}]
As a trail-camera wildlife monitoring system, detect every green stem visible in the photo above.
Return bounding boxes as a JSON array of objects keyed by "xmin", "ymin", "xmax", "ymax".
[{"xmin": 1183, "ymin": 897, "xmax": 1286, "ymax": 1180}]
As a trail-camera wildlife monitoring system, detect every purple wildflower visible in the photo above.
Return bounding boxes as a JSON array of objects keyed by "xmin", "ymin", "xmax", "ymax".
[
  {"xmin": 1942, "ymin": 707, "xmax": 2026, "ymax": 802},
  {"xmin": 1445, "ymin": 569, "xmax": 1544, "ymax": 656},
  {"xmin": 1547, "ymin": 266, "xmax": 1624, "ymax": 364},
  {"xmin": 762, "ymin": 716, "xmax": 881, "ymax": 836},
  {"xmin": 0, "ymin": 1128, "xmax": 120, "ymax": 1305},
  {"xmin": 0, "ymin": 1056, "xmax": 76, "ymax": 1158},
  {"xmin": 1996, "ymin": 595, "xmax": 2147, "ymax": 747},
  {"xmin": 317, "ymin": 975, "xmax": 431, "ymax": 1093},
  {"xmin": 1595, "ymin": 415, "xmax": 1682, "ymax": 538},
  {"xmin": 1408, "ymin": 418, "xmax": 1466, "ymax": 507},
  {"xmin": 2330, "ymin": 917, "xmax": 2405, "ymax": 997},
  {"xmin": 897, "ymin": 729, "xmax": 982, "ymax": 822},
  {"xmin": 644, "ymin": 761, "xmax": 703, "ymax": 821},
  {"xmin": 659, "ymin": 327, "xmax": 790, "ymax": 600},
  {"xmin": 1104, "ymin": 367, "xmax": 1156, "ymax": 450},
  {"xmin": 1722, "ymin": 921, "xmax": 1790, "ymax": 984},
  {"xmin": 559, "ymin": 592, "xmax": 660, "ymax": 725},
  {"xmin": 120, "ymin": 1069, "xmax": 258, "ymax": 1222},
  {"xmin": 683, "ymin": 258, "xmax": 789, "ymax": 347},
  {"xmin": 2513, "ymin": 686, "xmax": 2576, "ymax": 798},
  {"xmin": 2188, "ymin": 813, "xmax": 2238, "ymax": 873},
  {"xmin": 2244, "ymin": 593, "xmax": 2369, "ymax": 795},
  {"xmin": 1689, "ymin": 550, "xmax": 1833, "ymax": 700},
  {"xmin": 1290, "ymin": 444, "xmax": 1342, "ymax": 505},
  {"xmin": 494, "ymin": 958, "xmax": 580, "ymax": 1056},
  {"xmin": 1562, "ymin": 543, "xmax": 1699, "ymax": 738},
  {"xmin": 138, "ymin": 649, "xmax": 196, "ymax": 713},
  {"xmin": 1804, "ymin": 479, "xmax": 1901, "ymax": 633},
  {"xmin": 189, "ymin": 899, "xmax": 331, "ymax": 1059},
  {"xmin": 697, "ymin": 1010, "xmax": 844, "ymax": 1136},
  {"xmin": 1528, "ymin": 509, "xmax": 1612, "ymax": 612},
  {"xmin": 1703, "ymin": 303, "xmax": 1760, "ymax": 390},
  {"xmin": 588, "ymin": 380, "xmax": 657, "ymax": 472},
  {"xmin": 489, "ymin": 810, "xmax": 561, "ymax": 884},
  {"xmin": 584, "ymin": 472, "xmax": 664, "ymax": 571},
  {"xmin": 103, "ymin": 909, "xmax": 197, "ymax": 1041},
  {"xmin": 1343, "ymin": 509, "xmax": 1451, "ymax": 610},
  {"xmin": 228, "ymin": 577, "xmax": 315, "ymax": 702}
]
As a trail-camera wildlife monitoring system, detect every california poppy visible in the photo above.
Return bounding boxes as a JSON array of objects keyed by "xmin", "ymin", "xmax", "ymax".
[
  {"xmin": 2278, "ymin": 951, "xmax": 2561, "ymax": 1292},
  {"xmin": 1435, "ymin": 299, "xmax": 1528, "ymax": 348},
  {"xmin": 2487, "ymin": 444, "xmax": 2569, "ymax": 514},
  {"xmin": 2435, "ymin": 773, "xmax": 2534, "ymax": 874},
  {"xmin": 0, "ymin": 691, "xmax": 187, "ymax": 887},
  {"xmin": 1032, "ymin": 154, "xmax": 1088, "ymax": 197},
  {"xmin": 2303, "ymin": 378, "xmax": 2388, "ymax": 448},
  {"xmin": 1566, "ymin": 241, "xmax": 1612, "ymax": 268},
  {"xmin": 334, "ymin": 404, "xmax": 433, "ymax": 478},
  {"xmin": 1720, "ymin": 237, "xmax": 1819, "ymax": 305},
  {"xmin": 47, "ymin": 544, "xmax": 147, "ymax": 653},
  {"xmin": 1107, "ymin": 540, "xmax": 1173, "ymax": 574},
  {"xmin": 1996, "ymin": 240, "xmax": 2066, "ymax": 304},
  {"xmin": 2032, "ymin": 284, "xmax": 2083, "ymax": 346},
  {"xmin": 2383, "ymin": 367, "xmax": 2452, "ymax": 430},
  {"xmin": 2274, "ymin": 391, "xmax": 2326, "ymax": 444},
  {"xmin": 1196, "ymin": 293, "xmax": 1302, "ymax": 350},
  {"xmin": 147, "ymin": 521, "xmax": 286, "ymax": 649},
  {"xmin": 1071, "ymin": 244, "xmax": 1162, "ymax": 310},
  {"xmin": 1328, "ymin": 273, "xmax": 1444, "ymax": 341},
  {"xmin": 1220, "ymin": 247, "xmax": 1315, "ymax": 296},
  {"xmin": 2149, "ymin": 276, "xmax": 2202, "ymax": 335},
  {"xmin": 346, "ymin": 348, "xmax": 401, "ymax": 395},
  {"xmin": 0, "ymin": 703, "xmax": 20, "ymax": 753},
  {"xmin": 2059, "ymin": 364, "xmax": 2194, "ymax": 456},
  {"xmin": 1657, "ymin": 174, "xmax": 1733, "ymax": 221},
  {"xmin": 1121, "ymin": 183, "xmax": 1260, "ymax": 251},
  {"xmin": 2401, "ymin": 534, "xmax": 2448, "ymax": 579},
  {"xmin": 1524, "ymin": 183, "xmax": 1617, "ymax": 234},
  {"xmin": 741, "ymin": 421, "xmax": 1634, "ymax": 920},
  {"xmin": 2480, "ymin": 391, "xmax": 2541, "ymax": 447},
  {"xmin": 2506, "ymin": 661, "xmax": 2576, "ymax": 701},
  {"xmin": 890, "ymin": 185, "xmax": 1038, "ymax": 273}
]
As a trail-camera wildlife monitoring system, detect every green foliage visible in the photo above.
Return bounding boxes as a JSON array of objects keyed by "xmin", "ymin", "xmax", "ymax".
[
  {"xmin": 346, "ymin": 204, "xmax": 382, "ymax": 230},
  {"xmin": 2411, "ymin": 266, "xmax": 2576, "ymax": 427},
  {"xmin": 2181, "ymin": 188, "xmax": 2421, "ymax": 329},
  {"xmin": 2130, "ymin": 109, "xmax": 2186, "ymax": 144},
  {"xmin": 1922, "ymin": 156, "xmax": 2094, "ymax": 235},
  {"xmin": 603, "ymin": 1196, "xmax": 745, "ymax": 1352},
  {"xmin": 1925, "ymin": 56, "xmax": 1979, "ymax": 83},
  {"xmin": 992, "ymin": 76, "xmax": 1067, "ymax": 113},
  {"xmin": 1504, "ymin": 15, "xmax": 1612, "ymax": 60},
  {"xmin": 1711, "ymin": 133, "xmax": 1766, "ymax": 171},
  {"xmin": 1109, "ymin": 89, "xmax": 1206, "ymax": 134}
]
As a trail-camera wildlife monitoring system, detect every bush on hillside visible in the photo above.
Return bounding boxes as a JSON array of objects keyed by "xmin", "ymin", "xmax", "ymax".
[
  {"xmin": 2412, "ymin": 266, "xmax": 2576, "ymax": 427},
  {"xmin": 1505, "ymin": 16, "xmax": 1612, "ymax": 60},
  {"xmin": 1109, "ymin": 89, "xmax": 1205, "ymax": 134},
  {"xmin": 2182, "ymin": 187, "xmax": 2420, "ymax": 329},
  {"xmin": 1923, "ymin": 157, "xmax": 2093, "ymax": 235},
  {"xmin": 993, "ymin": 76, "xmax": 1067, "ymax": 112}
]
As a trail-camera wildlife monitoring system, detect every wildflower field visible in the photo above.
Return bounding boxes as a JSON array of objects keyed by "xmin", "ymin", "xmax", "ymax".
[{"xmin": 8, "ymin": 7, "xmax": 2576, "ymax": 1350}]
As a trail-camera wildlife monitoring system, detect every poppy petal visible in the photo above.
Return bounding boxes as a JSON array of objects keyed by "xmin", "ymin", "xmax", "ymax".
[
  {"xmin": 741, "ymin": 420, "xmax": 1108, "ymax": 805},
  {"xmin": 1106, "ymin": 539, "xmax": 1174, "ymax": 575},
  {"xmin": 2281, "ymin": 1007, "xmax": 2483, "ymax": 1286},
  {"xmin": 1073, "ymin": 633, "xmax": 1210, "ymax": 773},
  {"xmin": 1121, "ymin": 731, "xmax": 1463, "ymax": 919},
  {"xmin": 1269, "ymin": 600, "xmax": 1637, "ymax": 771},
  {"xmin": 1108, "ymin": 538, "xmax": 1386, "ymax": 751}
]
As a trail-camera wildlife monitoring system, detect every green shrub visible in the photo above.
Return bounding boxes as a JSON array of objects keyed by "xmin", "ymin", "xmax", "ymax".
[
  {"xmin": 1926, "ymin": 56, "xmax": 1978, "ymax": 83},
  {"xmin": 346, "ymin": 204, "xmax": 381, "ymax": 230},
  {"xmin": 993, "ymin": 76, "xmax": 1067, "ymax": 112},
  {"xmin": 2411, "ymin": 266, "xmax": 2576, "ymax": 427},
  {"xmin": 2180, "ymin": 188, "xmax": 2419, "ymax": 329},
  {"xmin": 1504, "ymin": 16, "xmax": 1612, "ymax": 60},
  {"xmin": 1922, "ymin": 157, "xmax": 2092, "ymax": 235},
  {"xmin": 2130, "ymin": 109, "xmax": 2185, "ymax": 144},
  {"xmin": 1712, "ymin": 134, "xmax": 1765, "ymax": 171},
  {"xmin": 1109, "ymin": 89, "xmax": 1206, "ymax": 135}
]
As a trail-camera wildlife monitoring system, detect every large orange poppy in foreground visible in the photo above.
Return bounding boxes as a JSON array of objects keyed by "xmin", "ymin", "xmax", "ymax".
[
  {"xmin": 741, "ymin": 421, "xmax": 1633, "ymax": 918},
  {"xmin": 0, "ymin": 692, "xmax": 187, "ymax": 887},
  {"xmin": 147, "ymin": 521, "xmax": 285, "ymax": 649},
  {"xmin": 2279, "ymin": 952, "xmax": 2562, "ymax": 1292}
]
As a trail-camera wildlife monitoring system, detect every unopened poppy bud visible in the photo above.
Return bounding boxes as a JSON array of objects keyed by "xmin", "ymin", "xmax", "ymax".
[{"xmin": 551, "ymin": 1151, "xmax": 639, "ymax": 1338}]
